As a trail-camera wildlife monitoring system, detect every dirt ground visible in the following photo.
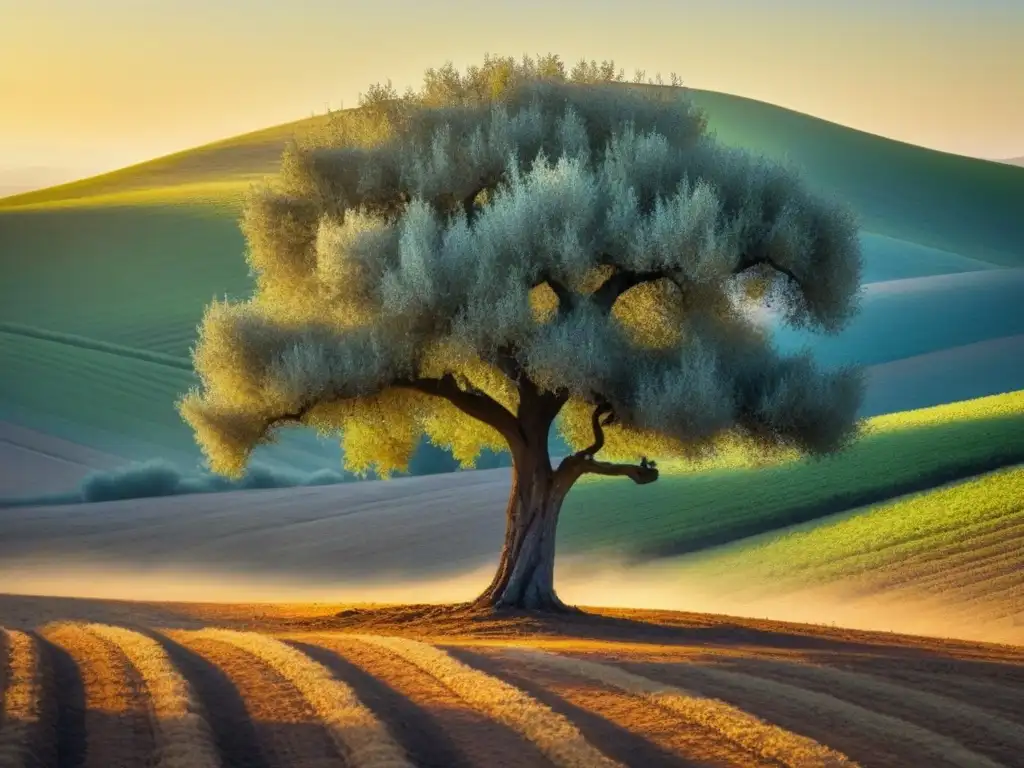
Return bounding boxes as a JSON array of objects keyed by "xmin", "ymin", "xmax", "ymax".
[{"xmin": 2, "ymin": 594, "xmax": 1023, "ymax": 768}]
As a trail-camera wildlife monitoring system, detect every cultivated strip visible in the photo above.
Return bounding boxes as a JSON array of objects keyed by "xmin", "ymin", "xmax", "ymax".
[
  {"xmin": 349, "ymin": 634, "xmax": 622, "ymax": 768},
  {"xmin": 44, "ymin": 622, "xmax": 155, "ymax": 768},
  {"xmin": 303, "ymin": 635, "xmax": 544, "ymax": 768},
  {"xmin": 0, "ymin": 629, "xmax": 7, "ymax": 711},
  {"xmin": 0, "ymin": 629, "xmax": 45, "ymax": 768},
  {"xmin": 82, "ymin": 624, "xmax": 220, "ymax": 768},
  {"xmin": 190, "ymin": 629, "xmax": 411, "ymax": 768},
  {"xmin": 670, "ymin": 662, "xmax": 1002, "ymax": 768},
  {"xmin": 501, "ymin": 647, "xmax": 855, "ymax": 768},
  {"xmin": 741, "ymin": 658, "xmax": 1024, "ymax": 765},
  {"xmin": 456, "ymin": 644, "xmax": 779, "ymax": 767}
]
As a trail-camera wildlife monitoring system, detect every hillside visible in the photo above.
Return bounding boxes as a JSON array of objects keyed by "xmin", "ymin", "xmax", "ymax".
[
  {"xmin": 3, "ymin": 392, "xmax": 1023, "ymax": 606},
  {"xmin": 3, "ymin": 599, "xmax": 1023, "ymax": 768},
  {"xmin": 685, "ymin": 90, "xmax": 1024, "ymax": 266},
  {"xmin": 4, "ymin": 87, "xmax": 1023, "ymax": 268},
  {"xmin": 644, "ymin": 464, "xmax": 1024, "ymax": 645},
  {"xmin": 2, "ymin": 84, "xmax": 1023, "ymax": 483}
]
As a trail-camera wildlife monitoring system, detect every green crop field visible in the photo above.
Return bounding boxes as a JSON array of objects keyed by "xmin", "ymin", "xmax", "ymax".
[
  {"xmin": 559, "ymin": 390, "xmax": 1024, "ymax": 558},
  {"xmin": 656, "ymin": 464, "xmax": 1024, "ymax": 630}
]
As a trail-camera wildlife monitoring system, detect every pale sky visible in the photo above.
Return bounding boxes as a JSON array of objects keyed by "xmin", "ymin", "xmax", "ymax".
[{"xmin": 1, "ymin": 0, "xmax": 1022, "ymax": 188}]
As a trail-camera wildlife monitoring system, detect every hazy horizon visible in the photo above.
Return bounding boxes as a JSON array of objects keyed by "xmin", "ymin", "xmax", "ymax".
[{"xmin": 2, "ymin": 0, "xmax": 1022, "ymax": 196}]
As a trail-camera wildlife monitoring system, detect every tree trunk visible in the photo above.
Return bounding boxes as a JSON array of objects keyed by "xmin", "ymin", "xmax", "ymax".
[{"xmin": 473, "ymin": 455, "xmax": 571, "ymax": 611}]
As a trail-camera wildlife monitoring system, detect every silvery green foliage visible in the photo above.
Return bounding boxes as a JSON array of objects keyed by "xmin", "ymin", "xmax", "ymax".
[
  {"xmin": 266, "ymin": 326, "xmax": 418, "ymax": 407},
  {"xmin": 243, "ymin": 81, "xmax": 862, "ymax": 456},
  {"xmin": 524, "ymin": 304, "xmax": 625, "ymax": 396}
]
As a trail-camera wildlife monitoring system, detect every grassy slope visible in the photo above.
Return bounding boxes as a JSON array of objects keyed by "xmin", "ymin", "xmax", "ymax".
[
  {"xmin": 693, "ymin": 466, "xmax": 1024, "ymax": 588},
  {"xmin": 1, "ymin": 87, "xmax": 1022, "ymax": 476},
  {"xmin": 559, "ymin": 390, "xmax": 1024, "ymax": 558},
  {"xmin": 0, "ymin": 113, "xmax": 334, "ymax": 211},
  {"xmin": 662, "ymin": 465, "xmax": 1024, "ymax": 631}
]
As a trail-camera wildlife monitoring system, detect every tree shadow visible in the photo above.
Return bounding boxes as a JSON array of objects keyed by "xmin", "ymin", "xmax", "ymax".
[
  {"xmin": 312, "ymin": 601, "xmax": 1024, "ymax": 666},
  {"xmin": 0, "ymin": 593, "xmax": 207, "ymax": 631},
  {"xmin": 447, "ymin": 645, "xmax": 693, "ymax": 768},
  {"xmin": 147, "ymin": 630, "xmax": 269, "ymax": 768},
  {"xmin": 291, "ymin": 639, "xmax": 472, "ymax": 768},
  {"xmin": 35, "ymin": 632, "xmax": 85, "ymax": 768}
]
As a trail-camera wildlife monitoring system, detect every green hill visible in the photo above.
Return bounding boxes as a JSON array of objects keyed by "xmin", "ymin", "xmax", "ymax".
[
  {"xmin": 559, "ymin": 390, "xmax": 1024, "ymax": 559},
  {"xmin": 652, "ymin": 462, "xmax": 1024, "ymax": 638},
  {"xmin": 2, "ymin": 85, "xmax": 1023, "ymax": 482},
  {"xmin": 686, "ymin": 89, "xmax": 1024, "ymax": 266}
]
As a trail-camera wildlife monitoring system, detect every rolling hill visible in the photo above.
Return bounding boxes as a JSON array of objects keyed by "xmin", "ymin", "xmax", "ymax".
[
  {"xmin": 3, "ymin": 391, "xmax": 1023, "ymax": 594},
  {"xmin": 646, "ymin": 464, "xmax": 1024, "ymax": 644},
  {"xmin": 1, "ymin": 85, "xmax": 1023, "ymax": 488}
]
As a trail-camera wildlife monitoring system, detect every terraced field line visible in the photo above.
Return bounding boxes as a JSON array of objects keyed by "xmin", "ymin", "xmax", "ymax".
[
  {"xmin": 0, "ymin": 629, "xmax": 7, "ymax": 702},
  {"xmin": 82, "ymin": 624, "xmax": 220, "ymax": 768},
  {"xmin": 672, "ymin": 662, "xmax": 1001, "ymax": 768},
  {"xmin": 190, "ymin": 629, "xmax": 411, "ymax": 768},
  {"xmin": 44, "ymin": 622, "xmax": 154, "ymax": 768},
  {"xmin": 349, "ymin": 634, "xmax": 622, "ymax": 768},
  {"xmin": 0, "ymin": 629, "xmax": 45, "ymax": 767},
  {"xmin": 736, "ymin": 658, "xmax": 1024, "ymax": 765},
  {"xmin": 499, "ymin": 647, "xmax": 854, "ymax": 768}
]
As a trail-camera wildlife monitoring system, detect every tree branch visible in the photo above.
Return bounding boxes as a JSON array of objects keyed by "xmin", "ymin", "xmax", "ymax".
[
  {"xmin": 551, "ymin": 398, "xmax": 657, "ymax": 489},
  {"xmin": 264, "ymin": 374, "xmax": 523, "ymax": 453},
  {"xmin": 398, "ymin": 374, "xmax": 522, "ymax": 448},
  {"xmin": 578, "ymin": 459, "xmax": 659, "ymax": 484},
  {"xmin": 575, "ymin": 400, "xmax": 615, "ymax": 459},
  {"xmin": 591, "ymin": 265, "xmax": 669, "ymax": 313}
]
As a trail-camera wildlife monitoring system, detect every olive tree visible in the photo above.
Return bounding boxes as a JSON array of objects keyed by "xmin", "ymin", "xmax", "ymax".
[{"xmin": 179, "ymin": 55, "xmax": 863, "ymax": 611}]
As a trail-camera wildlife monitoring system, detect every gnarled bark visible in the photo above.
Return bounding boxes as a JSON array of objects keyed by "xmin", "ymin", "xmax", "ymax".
[
  {"xmin": 473, "ymin": 455, "xmax": 570, "ymax": 611},
  {"xmin": 473, "ymin": 398, "xmax": 659, "ymax": 612}
]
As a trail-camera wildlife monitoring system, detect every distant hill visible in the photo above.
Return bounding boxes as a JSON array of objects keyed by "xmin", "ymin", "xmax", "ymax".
[
  {"xmin": 0, "ymin": 166, "xmax": 96, "ymax": 199},
  {"xmin": 1001, "ymin": 156, "xmax": 1024, "ymax": 167},
  {"xmin": 4, "ymin": 88, "xmax": 1023, "ymax": 266},
  {"xmin": 2, "ymin": 84, "xmax": 1023, "ymax": 485}
]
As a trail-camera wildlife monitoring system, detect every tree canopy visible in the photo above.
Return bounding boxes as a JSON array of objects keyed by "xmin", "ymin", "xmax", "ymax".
[{"xmin": 179, "ymin": 54, "xmax": 864, "ymax": 483}]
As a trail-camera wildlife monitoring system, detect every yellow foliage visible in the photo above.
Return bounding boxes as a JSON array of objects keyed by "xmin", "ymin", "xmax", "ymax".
[
  {"xmin": 310, "ymin": 385, "xmax": 508, "ymax": 474},
  {"xmin": 612, "ymin": 280, "xmax": 683, "ymax": 348},
  {"xmin": 331, "ymin": 389, "xmax": 424, "ymax": 477},
  {"xmin": 315, "ymin": 210, "xmax": 390, "ymax": 324},
  {"xmin": 241, "ymin": 189, "xmax": 319, "ymax": 287},
  {"xmin": 422, "ymin": 398, "xmax": 507, "ymax": 468},
  {"xmin": 575, "ymin": 264, "xmax": 615, "ymax": 294},
  {"xmin": 178, "ymin": 392, "xmax": 267, "ymax": 478},
  {"xmin": 529, "ymin": 284, "xmax": 559, "ymax": 324},
  {"xmin": 190, "ymin": 300, "xmax": 267, "ymax": 410}
]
